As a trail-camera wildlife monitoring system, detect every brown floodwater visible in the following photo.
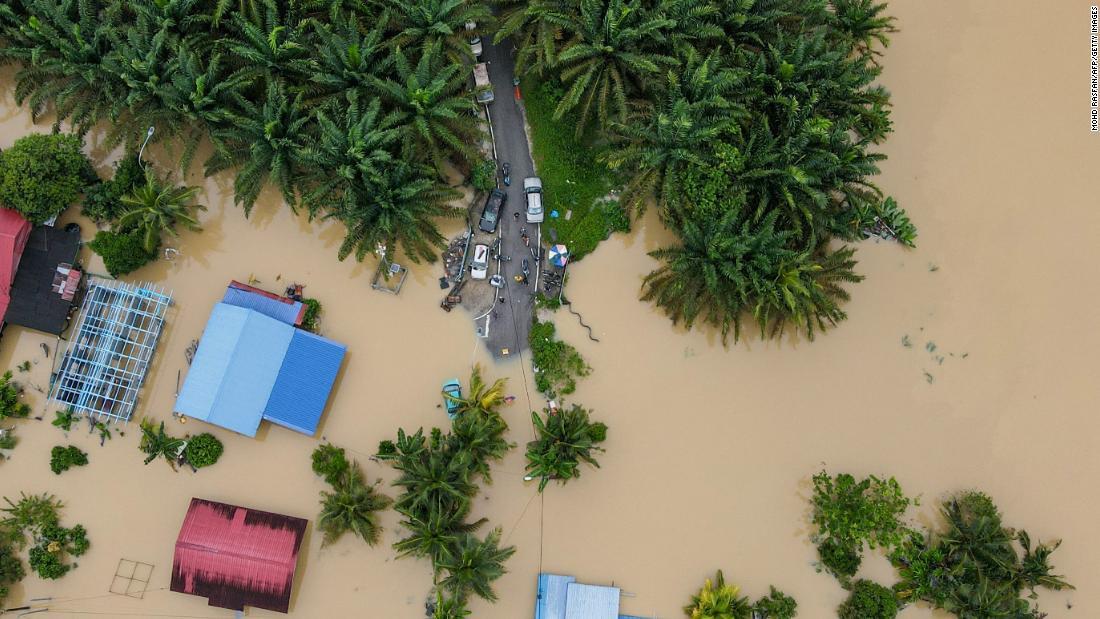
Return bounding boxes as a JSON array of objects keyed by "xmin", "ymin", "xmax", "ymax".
[{"xmin": 2, "ymin": 1, "xmax": 1098, "ymax": 617}]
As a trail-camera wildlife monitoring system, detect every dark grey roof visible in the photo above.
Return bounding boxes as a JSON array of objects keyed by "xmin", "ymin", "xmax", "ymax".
[{"xmin": 3, "ymin": 225, "xmax": 81, "ymax": 335}]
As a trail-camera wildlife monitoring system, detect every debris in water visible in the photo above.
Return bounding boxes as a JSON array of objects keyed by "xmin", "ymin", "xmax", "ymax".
[
  {"xmin": 929, "ymin": 263, "xmax": 939, "ymax": 272},
  {"xmin": 936, "ymin": 356, "xmax": 945, "ymax": 365},
  {"xmin": 901, "ymin": 335, "xmax": 912, "ymax": 348},
  {"xmin": 926, "ymin": 341, "xmax": 937, "ymax": 353},
  {"xmin": 961, "ymin": 352, "xmax": 969, "ymax": 359},
  {"xmin": 923, "ymin": 371, "xmax": 935, "ymax": 384}
]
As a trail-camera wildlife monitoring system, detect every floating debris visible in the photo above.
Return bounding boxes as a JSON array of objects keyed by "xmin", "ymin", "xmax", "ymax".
[
  {"xmin": 929, "ymin": 263, "xmax": 939, "ymax": 272},
  {"xmin": 924, "ymin": 371, "xmax": 935, "ymax": 384},
  {"xmin": 961, "ymin": 352, "xmax": 969, "ymax": 359},
  {"xmin": 925, "ymin": 341, "xmax": 937, "ymax": 353},
  {"xmin": 901, "ymin": 335, "xmax": 912, "ymax": 348},
  {"xmin": 935, "ymin": 356, "xmax": 945, "ymax": 365}
]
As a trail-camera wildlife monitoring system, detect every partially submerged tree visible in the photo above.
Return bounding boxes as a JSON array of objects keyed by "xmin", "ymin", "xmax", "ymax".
[{"xmin": 524, "ymin": 404, "xmax": 607, "ymax": 492}]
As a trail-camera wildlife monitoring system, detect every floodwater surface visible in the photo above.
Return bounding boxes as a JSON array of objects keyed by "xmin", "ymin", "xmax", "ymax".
[{"xmin": 2, "ymin": 1, "xmax": 1099, "ymax": 617}]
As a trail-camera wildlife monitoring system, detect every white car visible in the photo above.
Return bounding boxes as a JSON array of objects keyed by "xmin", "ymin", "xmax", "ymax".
[
  {"xmin": 524, "ymin": 176, "xmax": 544, "ymax": 223},
  {"xmin": 470, "ymin": 243, "xmax": 490, "ymax": 280},
  {"xmin": 470, "ymin": 35, "xmax": 483, "ymax": 57}
]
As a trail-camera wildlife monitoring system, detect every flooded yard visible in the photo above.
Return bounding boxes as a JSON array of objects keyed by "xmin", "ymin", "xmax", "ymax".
[{"xmin": 1, "ymin": 1, "xmax": 1098, "ymax": 618}]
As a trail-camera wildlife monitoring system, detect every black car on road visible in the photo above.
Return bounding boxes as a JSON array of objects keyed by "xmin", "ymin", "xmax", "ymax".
[{"xmin": 479, "ymin": 189, "xmax": 506, "ymax": 233}]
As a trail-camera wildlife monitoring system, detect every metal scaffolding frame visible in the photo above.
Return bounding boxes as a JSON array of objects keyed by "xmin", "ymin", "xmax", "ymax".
[{"xmin": 49, "ymin": 278, "xmax": 172, "ymax": 423}]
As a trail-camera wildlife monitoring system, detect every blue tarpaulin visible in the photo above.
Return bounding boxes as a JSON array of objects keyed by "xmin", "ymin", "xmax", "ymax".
[{"xmin": 175, "ymin": 302, "xmax": 346, "ymax": 437}]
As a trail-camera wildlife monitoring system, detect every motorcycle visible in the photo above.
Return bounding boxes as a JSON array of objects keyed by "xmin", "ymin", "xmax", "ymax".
[
  {"xmin": 491, "ymin": 238, "xmax": 510, "ymax": 261},
  {"xmin": 502, "ymin": 162, "xmax": 511, "ymax": 186},
  {"xmin": 521, "ymin": 258, "xmax": 530, "ymax": 284},
  {"xmin": 520, "ymin": 227, "xmax": 530, "ymax": 247}
]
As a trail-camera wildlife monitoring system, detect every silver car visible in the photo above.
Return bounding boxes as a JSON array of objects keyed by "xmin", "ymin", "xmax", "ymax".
[{"xmin": 524, "ymin": 177, "xmax": 544, "ymax": 223}]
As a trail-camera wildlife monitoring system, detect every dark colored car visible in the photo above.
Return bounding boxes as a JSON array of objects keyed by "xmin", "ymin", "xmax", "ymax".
[{"xmin": 479, "ymin": 189, "xmax": 506, "ymax": 233}]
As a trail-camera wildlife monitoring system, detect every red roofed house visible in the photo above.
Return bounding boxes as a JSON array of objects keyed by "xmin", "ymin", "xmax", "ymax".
[
  {"xmin": 0, "ymin": 208, "xmax": 32, "ymax": 322},
  {"xmin": 171, "ymin": 498, "xmax": 308, "ymax": 614}
]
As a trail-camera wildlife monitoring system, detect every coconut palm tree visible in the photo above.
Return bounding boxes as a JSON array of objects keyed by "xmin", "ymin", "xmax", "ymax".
[
  {"xmin": 684, "ymin": 570, "xmax": 752, "ymax": 619},
  {"xmin": 431, "ymin": 590, "xmax": 470, "ymax": 619},
  {"xmin": 318, "ymin": 465, "xmax": 392, "ymax": 546},
  {"xmin": 205, "ymin": 81, "xmax": 311, "ymax": 214},
  {"xmin": 117, "ymin": 170, "xmax": 205, "ymax": 253},
  {"xmin": 323, "ymin": 160, "xmax": 461, "ymax": 264},
  {"xmin": 299, "ymin": 92, "xmax": 401, "ymax": 217},
  {"xmin": 435, "ymin": 528, "xmax": 515, "ymax": 602},
  {"xmin": 602, "ymin": 52, "xmax": 743, "ymax": 216},
  {"xmin": 393, "ymin": 502, "xmax": 486, "ymax": 568},
  {"xmin": 446, "ymin": 365, "xmax": 506, "ymax": 417},
  {"xmin": 493, "ymin": 0, "xmax": 577, "ymax": 77},
  {"xmin": 524, "ymin": 404, "xmax": 607, "ymax": 492},
  {"xmin": 372, "ymin": 42, "xmax": 482, "ymax": 171},
  {"xmin": 0, "ymin": 0, "xmax": 123, "ymax": 134},
  {"xmin": 391, "ymin": 433, "xmax": 478, "ymax": 519},
  {"xmin": 449, "ymin": 405, "xmax": 511, "ymax": 484},
  {"xmin": 553, "ymin": 0, "xmax": 677, "ymax": 131},
  {"xmin": 388, "ymin": 0, "xmax": 493, "ymax": 64}
]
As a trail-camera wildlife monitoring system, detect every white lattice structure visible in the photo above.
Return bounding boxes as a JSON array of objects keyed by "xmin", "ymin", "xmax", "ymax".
[{"xmin": 49, "ymin": 278, "xmax": 172, "ymax": 422}]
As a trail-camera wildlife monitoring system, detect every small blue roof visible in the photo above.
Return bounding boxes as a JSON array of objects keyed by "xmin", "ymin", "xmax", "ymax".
[
  {"xmin": 536, "ymin": 574, "xmax": 575, "ymax": 619},
  {"xmin": 262, "ymin": 330, "xmax": 346, "ymax": 435},
  {"xmin": 565, "ymin": 583, "xmax": 619, "ymax": 619},
  {"xmin": 222, "ymin": 285, "xmax": 303, "ymax": 325}
]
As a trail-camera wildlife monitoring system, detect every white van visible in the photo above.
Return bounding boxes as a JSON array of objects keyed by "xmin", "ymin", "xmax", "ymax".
[
  {"xmin": 524, "ymin": 177, "xmax": 544, "ymax": 223},
  {"xmin": 471, "ymin": 243, "xmax": 490, "ymax": 280},
  {"xmin": 474, "ymin": 63, "xmax": 494, "ymax": 104}
]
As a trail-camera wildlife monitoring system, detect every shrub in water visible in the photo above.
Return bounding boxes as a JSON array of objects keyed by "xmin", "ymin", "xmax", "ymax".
[
  {"xmin": 183, "ymin": 433, "xmax": 223, "ymax": 468},
  {"xmin": 49, "ymin": 446, "xmax": 88, "ymax": 475},
  {"xmin": 837, "ymin": 580, "xmax": 898, "ymax": 619},
  {"xmin": 311, "ymin": 444, "xmax": 350, "ymax": 485},
  {"xmin": 88, "ymin": 230, "xmax": 158, "ymax": 277},
  {"xmin": 82, "ymin": 155, "xmax": 144, "ymax": 223}
]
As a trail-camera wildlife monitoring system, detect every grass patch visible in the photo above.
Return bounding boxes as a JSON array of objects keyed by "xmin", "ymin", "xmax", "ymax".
[{"xmin": 523, "ymin": 80, "xmax": 623, "ymax": 260}]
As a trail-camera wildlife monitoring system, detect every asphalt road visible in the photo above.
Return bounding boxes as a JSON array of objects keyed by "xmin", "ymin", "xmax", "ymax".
[{"xmin": 475, "ymin": 36, "xmax": 540, "ymax": 359}]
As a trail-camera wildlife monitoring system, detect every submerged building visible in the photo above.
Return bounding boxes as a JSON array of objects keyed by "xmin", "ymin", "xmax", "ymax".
[
  {"xmin": 174, "ymin": 282, "xmax": 345, "ymax": 437},
  {"xmin": 171, "ymin": 498, "xmax": 307, "ymax": 614},
  {"xmin": 535, "ymin": 573, "xmax": 650, "ymax": 619},
  {"xmin": 0, "ymin": 209, "xmax": 83, "ymax": 336}
]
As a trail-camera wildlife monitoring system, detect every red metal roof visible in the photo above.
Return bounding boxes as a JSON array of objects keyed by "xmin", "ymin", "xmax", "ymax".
[
  {"xmin": 171, "ymin": 498, "xmax": 308, "ymax": 613},
  {"xmin": 0, "ymin": 208, "xmax": 32, "ymax": 322}
]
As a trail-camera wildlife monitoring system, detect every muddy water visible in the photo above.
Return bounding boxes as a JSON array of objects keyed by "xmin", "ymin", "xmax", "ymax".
[{"xmin": 1, "ymin": 1, "xmax": 1098, "ymax": 617}]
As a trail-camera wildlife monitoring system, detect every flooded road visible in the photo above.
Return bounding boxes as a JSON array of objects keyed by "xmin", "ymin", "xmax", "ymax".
[{"xmin": 2, "ymin": 1, "xmax": 1099, "ymax": 618}]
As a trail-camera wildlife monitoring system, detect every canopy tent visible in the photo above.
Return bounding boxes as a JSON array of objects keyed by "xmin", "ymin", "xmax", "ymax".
[
  {"xmin": 175, "ymin": 302, "xmax": 346, "ymax": 437},
  {"xmin": 171, "ymin": 498, "xmax": 307, "ymax": 614}
]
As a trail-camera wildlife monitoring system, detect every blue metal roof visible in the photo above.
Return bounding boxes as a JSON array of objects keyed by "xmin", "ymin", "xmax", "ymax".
[
  {"xmin": 536, "ymin": 574, "xmax": 575, "ymax": 619},
  {"xmin": 222, "ymin": 286, "xmax": 303, "ymax": 325},
  {"xmin": 565, "ymin": 583, "xmax": 619, "ymax": 619},
  {"xmin": 262, "ymin": 330, "xmax": 346, "ymax": 435},
  {"xmin": 175, "ymin": 304, "xmax": 294, "ymax": 437}
]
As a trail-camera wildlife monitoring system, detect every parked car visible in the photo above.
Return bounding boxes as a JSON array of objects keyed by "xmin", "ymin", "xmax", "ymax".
[
  {"xmin": 471, "ymin": 243, "xmax": 490, "ymax": 279},
  {"xmin": 442, "ymin": 378, "xmax": 462, "ymax": 418},
  {"xmin": 479, "ymin": 189, "xmax": 506, "ymax": 233},
  {"xmin": 469, "ymin": 35, "xmax": 483, "ymax": 57},
  {"xmin": 523, "ymin": 176, "xmax": 544, "ymax": 223}
]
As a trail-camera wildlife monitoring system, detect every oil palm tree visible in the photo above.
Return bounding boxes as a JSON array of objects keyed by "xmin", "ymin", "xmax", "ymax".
[
  {"xmin": 306, "ymin": 14, "xmax": 391, "ymax": 105},
  {"xmin": 655, "ymin": 0, "xmax": 724, "ymax": 57},
  {"xmin": 372, "ymin": 43, "xmax": 482, "ymax": 171},
  {"xmin": 641, "ymin": 196, "xmax": 862, "ymax": 343},
  {"xmin": 323, "ymin": 160, "xmax": 461, "ymax": 264},
  {"xmin": 117, "ymin": 170, "xmax": 205, "ymax": 253},
  {"xmin": 602, "ymin": 52, "xmax": 743, "ymax": 216},
  {"xmin": 435, "ymin": 528, "xmax": 515, "ymax": 602},
  {"xmin": 830, "ymin": 0, "xmax": 897, "ymax": 59},
  {"xmin": 388, "ymin": 0, "xmax": 493, "ymax": 64},
  {"xmin": 224, "ymin": 3, "xmax": 316, "ymax": 87},
  {"xmin": 493, "ymin": 0, "xmax": 576, "ymax": 77},
  {"xmin": 206, "ymin": 81, "xmax": 311, "ymax": 214},
  {"xmin": 318, "ymin": 465, "xmax": 392, "ymax": 546},
  {"xmin": 684, "ymin": 570, "xmax": 751, "ymax": 619},
  {"xmin": 0, "ymin": 0, "xmax": 123, "ymax": 134},
  {"xmin": 554, "ymin": 0, "xmax": 677, "ymax": 131},
  {"xmin": 524, "ymin": 404, "xmax": 607, "ymax": 492},
  {"xmin": 394, "ymin": 502, "xmax": 486, "ymax": 568},
  {"xmin": 299, "ymin": 92, "xmax": 400, "ymax": 217}
]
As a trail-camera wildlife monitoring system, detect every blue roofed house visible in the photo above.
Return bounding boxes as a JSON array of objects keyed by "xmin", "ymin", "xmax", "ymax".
[
  {"xmin": 535, "ymin": 574, "xmax": 649, "ymax": 619},
  {"xmin": 175, "ymin": 284, "xmax": 345, "ymax": 437}
]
